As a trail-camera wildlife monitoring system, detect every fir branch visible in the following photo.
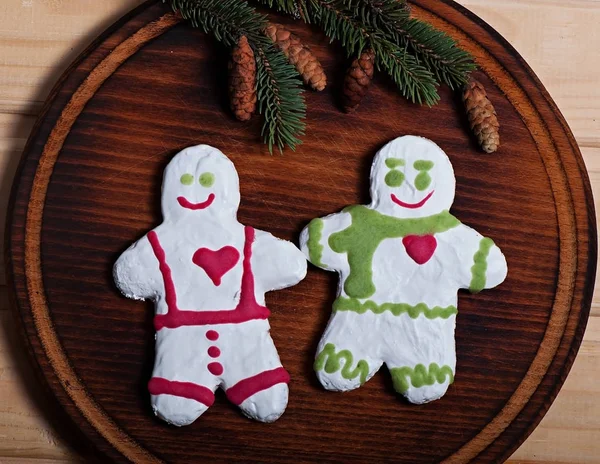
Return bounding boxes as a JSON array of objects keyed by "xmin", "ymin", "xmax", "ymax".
[
  {"xmin": 345, "ymin": 0, "xmax": 411, "ymax": 25},
  {"xmin": 397, "ymin": 18, "xmax": 476, "ymax": 88},
  {"xmin": 171, "ymin": 0, "xmax": 265, "ymax": 46},
  {"xmin": 166, "ymin": 0, "xmax": 305, "ymax": 152},
  {"xmin": 373, "ymin": 38, "xmax": 439, "ymax": 105},
  {"xmin": 258, "ymin": 0, "xmax": 309, "ymax": 20},
  {"xmin": 324, "ymin": 0, "xmax": 474, "ymax": 89},
  {"xmin": 355, "ymin": 0, "xmax": 476, "ymax": 89},
  {"xmin": 257, "ymin": 0, "xmax": 299, "ymax": 15},
  {"xmin": 256, "ymin": 47, "xmax": 306, "ymax": 152},
  {"xmin": 305, "ymin": 0, "xmax": 440, "ymax": 105},
  {"xmin": 255, "ymin": 0, "xmax": 475, "ymax": 97}
]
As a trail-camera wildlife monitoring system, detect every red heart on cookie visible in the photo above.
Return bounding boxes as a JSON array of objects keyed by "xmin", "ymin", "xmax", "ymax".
[
  {"xmin": 192, "ymin": 246, "xmax": 240, "ymax": 286},
  {"xmin": 402, "ymin": 235, "xmax": 437, "ymax": 265}
]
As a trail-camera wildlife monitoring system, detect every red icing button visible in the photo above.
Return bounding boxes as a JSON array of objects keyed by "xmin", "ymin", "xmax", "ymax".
[
  {"xmin": 208, "ymin": 362, "xmax": 224, "ymax": 376},
  {"xmin": 207, "ymin": 346, "xmax": 221, "ymax": 358},
  {"xmin": 206, "ymin": 330, "xmax": 219, "ymax": 341}
]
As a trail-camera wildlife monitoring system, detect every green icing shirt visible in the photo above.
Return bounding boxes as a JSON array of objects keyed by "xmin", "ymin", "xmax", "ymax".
[{"xmin": 328, "ymin": 206, "xmax": 461, "ymax": 299}]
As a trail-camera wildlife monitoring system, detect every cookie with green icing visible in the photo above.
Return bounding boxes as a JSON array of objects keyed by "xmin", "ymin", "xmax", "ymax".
[{"xmin": 300, "ymin": 135, "xmax": 508, "ymax": 404}]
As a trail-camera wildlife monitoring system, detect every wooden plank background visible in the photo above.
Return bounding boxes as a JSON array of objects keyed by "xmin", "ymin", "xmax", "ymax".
[{"xmin": 0, "ymin": 0, "xmax": 598, "ymax": 462}]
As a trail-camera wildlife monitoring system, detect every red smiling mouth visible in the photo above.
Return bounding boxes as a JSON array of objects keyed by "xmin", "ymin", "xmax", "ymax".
[
  {"xmin": 391, "ymin": 191, "xmax": 434, "ymax": 209},
  {"xmin": 177, "ymin": 194, "xmax": 215, "ymax": 210}
]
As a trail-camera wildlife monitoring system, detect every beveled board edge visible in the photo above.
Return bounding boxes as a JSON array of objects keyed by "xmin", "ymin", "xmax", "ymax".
[
  {"xmin": 417, "ymin": 1, "xmax": 597, "ymax": 461},
  {"xmin": 6, "ymin": 3, "xmax": 176, "ymax": 462}
]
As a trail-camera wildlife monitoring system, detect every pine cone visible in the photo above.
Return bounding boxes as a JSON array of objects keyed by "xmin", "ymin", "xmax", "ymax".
[
  {"xmin": 265, "ymin": 23, "xmax": 326, "ymax": 91},
  {"xmin": 229, "ymin": 36, "xmax": 257, "ymax": 121},
  {"xmin": 462, "ymin": 78, "xmax": 500, "ymax": 153},
  {"xmin": 342, "ymin": 49, "xmax": 376, "ymax": 113}
]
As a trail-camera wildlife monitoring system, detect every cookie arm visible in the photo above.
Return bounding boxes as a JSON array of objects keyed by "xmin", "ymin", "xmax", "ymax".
[
  {"xmin": 252, "ymin": 230, "xmax": 307, "ymax": 292},
  {"xmin": 299, "ymin": 212, "xmax": 351, "ymax": 271},
  {"xmin": 113, "ymin": 234, "xmax": 162, "ymax": 301},
  {"xmin": 458, "ymin": 226, "xmax": 508, "ymax": 293}
]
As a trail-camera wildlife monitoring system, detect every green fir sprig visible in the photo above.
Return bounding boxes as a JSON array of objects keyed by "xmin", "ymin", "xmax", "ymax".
[
  {"xmin": 308, "ymin": 0, "xmax": 439, "ymax": 105},
  {"xmin": 351, "ymin": 0, "xmax": 475, "ymax": 89},
  {"xmin": 166, "ymin": 0, "xmax": 305, "ymax": 153},
  {"xmin": 166, "ymin": 0, "xmax": 476, "ymax": 151},
  {"xmin": 256, "ymin": 0, "xmax": 476, "ymax": 103}
]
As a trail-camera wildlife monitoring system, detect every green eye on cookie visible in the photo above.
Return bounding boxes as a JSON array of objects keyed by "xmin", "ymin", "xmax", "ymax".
[
  {"xmin": 415, "ymin": 172, "xmax": 431, "ymax": 191},
  {"xmin": 199, "ymin": 172, "xmax": 215, "ymax": 187},
  {"xmin": 385, "ymin": 170, "xmax": 404, "ymax": 187},
  {"xmin": 385, "ymin": 158, "xmax": 405, "ymax": 187},
  {"xmin": 413, "ymin": 160, "xmax": 434, "ymax": 191},
  {"xmin": 180, "ymin": 173, "xmax": 194, "ymax": 185}
]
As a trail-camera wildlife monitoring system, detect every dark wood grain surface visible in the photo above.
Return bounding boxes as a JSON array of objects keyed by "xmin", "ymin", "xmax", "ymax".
[{"xmin": 5, "ymin": 1, "xmax": 596, "ymax": 462}]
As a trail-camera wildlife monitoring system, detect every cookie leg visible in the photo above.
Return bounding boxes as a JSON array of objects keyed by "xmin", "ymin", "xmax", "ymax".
[
  {"xmin": 387, "ymin": 362, "xmax": 454, "ymax": 404},
  {"xmin": 314, "ymin": 342, "xmax": 382, "ymax": 392},
  {"xmin": 150, "ymin": 327, "xmax": 220, "ymax": 426},
  {"xmin": 382, "ymin": 313, "xmax": 457, "ymax": 404},
  {"xmin": 226, "ymin": 367, "xmax": 290, "ymax": 423},
  {"xmin": 148, "ymin": 378, "xmax": 217, "ymax": 426},
  {"xmin": 314, "ymin": 311, "xmax": 382, "ymax": 392},
  {"xmin": 220, "ymin": 321, "xmax": 291, "ymax": 422}
]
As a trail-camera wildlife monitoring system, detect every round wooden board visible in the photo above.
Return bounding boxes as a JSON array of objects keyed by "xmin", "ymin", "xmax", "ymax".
[{"xmin": 6, "ymin": 1, "xmax": 596, "ymax": 462}]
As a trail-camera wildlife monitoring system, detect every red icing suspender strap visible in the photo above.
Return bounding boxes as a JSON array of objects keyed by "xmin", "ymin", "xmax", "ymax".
[
  {"xmin": 239, "ymin": 226, "xmax": 258, "ymax": 307},
  {"xmin": 149, "ymin": 227, "xmax": 269, "ymax": 329},
  {"xmin": 147, "ymin": 231, "xmax": 177, "ymax": 312},
  {"xmin": 226, "ymin": 367, "xmax": 290, "ymax": 405}
]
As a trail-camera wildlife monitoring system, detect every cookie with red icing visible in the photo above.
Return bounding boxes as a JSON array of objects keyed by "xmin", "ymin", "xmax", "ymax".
[
  {"xmin": 300, "ymin": 135, "xmax": 508, "ymax": 404},
  {"xmin": 114, "ymin": 145, "xmax": 307, "ymax": 425}
]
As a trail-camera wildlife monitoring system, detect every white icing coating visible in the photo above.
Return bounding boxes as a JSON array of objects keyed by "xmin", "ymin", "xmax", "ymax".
[
  {"xmin": 370, "ymin": 135, "xmax": 456, "ymax": 219},
  {"xmin": 300, "ymin": 136, "xmax": 508, "ymax": 404},
  {"xmin": 114, "ymin": 145, "xmax": 307, "ymax": 425}
]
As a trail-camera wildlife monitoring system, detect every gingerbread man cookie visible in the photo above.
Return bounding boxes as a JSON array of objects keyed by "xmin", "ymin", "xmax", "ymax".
[
  {"xmin": 300, "ymin": 136, "xmax": 507, "ymax": 404},
  {"xmin": 114, "ymin": 145, "xmax": 307, "ymax": 425}
]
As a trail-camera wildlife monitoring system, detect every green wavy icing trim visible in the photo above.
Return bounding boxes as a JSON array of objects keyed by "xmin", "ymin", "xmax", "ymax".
[
  {"xmin": 333, "ymin": 297, "xmax": 457, "ymax": 319},
  {"xmin": 469, "ymin": 237, "xmax": 494, "ymax": 293},
  {"xmin": 390, "ymin": 363, "xmax": 454, "ymax": 393},
  {"xmin": 314, "ymin": 343, "xmax": 369, "ymax": 385},
  {"xmin": 307, "ymin": 218, "xmax": 325, "ymax": 267}
]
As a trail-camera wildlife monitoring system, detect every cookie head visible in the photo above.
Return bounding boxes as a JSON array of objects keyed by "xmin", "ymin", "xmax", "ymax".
[
  {"xmin": 161, "ymin": 145, "xmax": 240, "ymax": 220},
  {"xmin": 370, "ymin": 136, "xmax": 455, "ymax": 218}
]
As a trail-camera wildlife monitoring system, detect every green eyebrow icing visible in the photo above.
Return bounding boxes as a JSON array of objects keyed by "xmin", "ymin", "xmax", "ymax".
[
  {"xmin": 413, "ymin": 160, "xmax": 434, "ymax": 171},
  {"xmin": 385, "ymin": 158, "xmax": 405, "ymax": 168}
]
